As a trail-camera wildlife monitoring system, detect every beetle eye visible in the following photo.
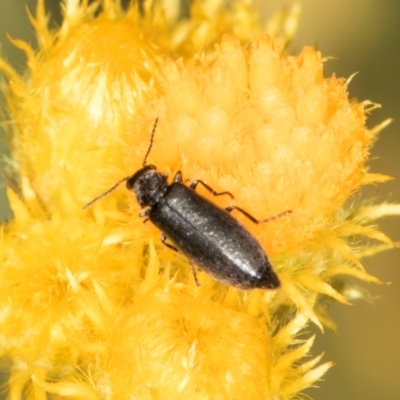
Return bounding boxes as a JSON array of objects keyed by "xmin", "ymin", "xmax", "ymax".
[{"xmin": 126, "ymin": 177, "xmax": 134, "ymax": 190}]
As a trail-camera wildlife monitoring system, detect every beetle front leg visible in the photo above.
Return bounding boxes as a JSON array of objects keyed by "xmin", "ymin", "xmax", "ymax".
[
  {"xmin": 139, "ymin": 208, "xmax": 151, "ymax": 224},
  {"xmin": 225, "ymin": 206, "xmax": 292, "ymax": 224},
  {"xmin": 139, "ymin": 209, "xmax": 151, "ymax": 218},
  {"xmin": 173, "ymin": 171, "xmax": 183, "ymax": 182}
]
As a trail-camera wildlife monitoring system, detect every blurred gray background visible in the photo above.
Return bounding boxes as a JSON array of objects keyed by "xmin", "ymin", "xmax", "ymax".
[{"xmin": 0, "ymin": 1, "xmax": 399, "ymax": 399}]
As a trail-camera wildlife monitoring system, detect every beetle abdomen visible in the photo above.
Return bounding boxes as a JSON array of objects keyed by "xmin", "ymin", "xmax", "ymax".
[{"xmin": 149, "ymin": 183, "xmax": 280, "ymax": 289}]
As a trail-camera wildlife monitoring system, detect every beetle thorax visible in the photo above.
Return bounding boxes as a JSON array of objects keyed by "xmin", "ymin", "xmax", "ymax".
[{"xmin": 126, "ymin": 165, "xmax": 168, "ymax": 207}]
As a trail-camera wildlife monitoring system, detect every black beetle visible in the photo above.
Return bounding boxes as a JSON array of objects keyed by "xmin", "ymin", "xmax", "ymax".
[{"xmin": 84, "ymin": 119, "xmax": 291, "ymax": 289}]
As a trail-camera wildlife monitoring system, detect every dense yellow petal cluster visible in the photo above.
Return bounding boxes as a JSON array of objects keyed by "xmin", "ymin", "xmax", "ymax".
[{"xmin": 0, "ymin": 0, "xmax": 398, "ymax": 399}]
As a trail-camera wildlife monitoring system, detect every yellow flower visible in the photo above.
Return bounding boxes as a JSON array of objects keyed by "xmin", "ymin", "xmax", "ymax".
[{"xmin": 0, "ymin": 0, "xmax": 398, "ymax": 399}]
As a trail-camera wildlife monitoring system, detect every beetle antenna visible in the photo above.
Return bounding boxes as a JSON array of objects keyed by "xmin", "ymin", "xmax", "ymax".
[
  {"xmin": 82, "ymin": 176, "xmax": 130, "ymax": 210},
  {"xmin": 83, "ymin": 119, "xmax": 159, "ymax": 210},
  {"xmin": 143, "ymin": 117, "xmax": 159, "ymax": 167}
]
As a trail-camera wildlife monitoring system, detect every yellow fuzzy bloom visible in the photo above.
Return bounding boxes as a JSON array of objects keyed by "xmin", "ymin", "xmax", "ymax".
[{"xmin": 0, "ymin": 0, "xmax": 398, "ymax": 399}]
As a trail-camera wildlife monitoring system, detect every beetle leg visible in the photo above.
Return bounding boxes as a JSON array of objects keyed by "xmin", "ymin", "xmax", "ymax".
[
  {"xmin": 139, "ymin": 209, "xmax": 151, "ymax": 218},
  {"xmin": 139, "ymin": 209, "xmax": 151, "ymax": 225},
  {"xmin": 225, "ymin": 205, "xmax": 292, "ymax": 224},
  {"xmin": 160, "ymin": 231, "xmax": 201, "ymax": 286},
  {"xmin": 160, "ymin": 233, "xmax": 179, "ymax": 252},
  {"xmin": 173, "ymin": 171, "xmax": 183, "ymax": 182},
  {"xmin": 189, "ymin": 263, "xmax": 201, "ymax": 286},
  {"xmin": 189, "ymin": 180, "xmax": 233, "ymax": 199}
]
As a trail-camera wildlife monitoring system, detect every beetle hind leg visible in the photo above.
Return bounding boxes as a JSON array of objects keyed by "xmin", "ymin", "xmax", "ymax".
[
  {"xmin": 189, "ymin": 263, "xmax": 201, "ymax": 286},
  {"xmin": 225, "ymin": 205, "xmax": 292, "ymax": 224},
  {"xmin": 160, "ymin": 233, "xmax": 201, "ymax": 286}
]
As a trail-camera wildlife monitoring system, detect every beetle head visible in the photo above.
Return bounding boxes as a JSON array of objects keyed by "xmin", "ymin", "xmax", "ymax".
[{"xmin": 126, "ymin": 165, "xmax": 168, "ymax": 207}]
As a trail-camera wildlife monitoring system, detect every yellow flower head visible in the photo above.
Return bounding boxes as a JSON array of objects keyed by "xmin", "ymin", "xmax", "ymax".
[{"xmin": 0, "ymin": 0, "xmax": 398, "ymax": 399}]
